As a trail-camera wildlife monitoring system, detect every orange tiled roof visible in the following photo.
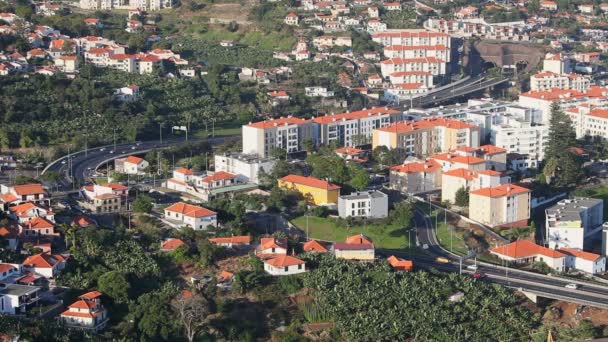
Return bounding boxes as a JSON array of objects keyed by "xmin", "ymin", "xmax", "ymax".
[
  {"xmin": 346, "ymin": 234, "xmax": 373, "ymax": 244},
  {"xmin": 335, "ymin": 146, "xmax": 364, "ymax": 155},
  {"xmin": 264, "ymin": 255, "xmax": 305, "ymax": 267},
  {"xmin": 312, "ymin": 107, "xmax": 400, "ymax": 124},
  {"xmin": 431, "ymin": 153, "xmax": 486, "ymax": 165},
  {"xmin": 381, "ymin": 57, "xmax": 444, "ymax": 65},
  {"xmin": 218, "ymin": 270, "xmax": 234, "ymax": 282},
  {"xmin": 384, "ymin": 44, "xmax": 449, "ymax": 51},
  {"xmin": 125, "ymin": 156, "xmax": 144, "ymax": 164},
  {"xmin": 175, "ymin": 167, "xmax": 194, "ymax": 175},
  {"xmin": 491, "ymin": 240, "xmax": 565, "ymax": 259},
  {"xmin": 73, "ymin": 216, "xmax": 96, "ymax": 227},
  {"xmin": 23, "ymin": 252, "xmax": 64, "ymax": 268},
  {"xmin": 443, "ymin": 168, "xmax": 478, "ymax": 180},
  {"xmin": 105, "ymin": 183, "xmax": 128, "ymax": 191},
  {"xmin": 202, "ymin": 171, "xmax": 236, "ymax": 183},
  {"xmin": 390, "ymin": 159, "xmax": 441, "ymax": 173},
  {"xmin": 279, "ymin": 174, "xmax": 340, "ymax": 191},
  {"xmin": 0, "ymin": 193, "xmax": 18, "ymax": 203},
  {"xmin": 303, "ymin": 240, "xmax": 328, "ymax": 252},
  {"xmin": 558, "ymin": 248, "xmax": 601, "ymax": 261},
  {"xmin": 161, "ymin": 238, "xmax": 186, "ymax": 250},
  {"xmin": 247, "ymin": 117, "xmax": 309, "ymax": 129},
  {"xmin": 23, "ymin": 217, "xmax": 54, "ymax": 230},
  {"xmin": 587, "ymin": 109, "xmax": 608, "ymax": 119},
  {"xmin": 9, "ymin": 202, "xmax": 38, "ymax": 216},
  {"xmin": 12, "ymin": 183, "xmax": 45, "ymax": 196},
  {"xmin": 520, "ymin": 88, "xmax": 585, "ymax": 101},
  {"xmin": 387, "ymin": 255, "xmax": 413, "ymax": 270},
  {"xmin": 165, "ymin": 202, "xmax": 216, "ymax": 218},
  {"xmin": 376, "ymin": 118, "xmax": 474, "ymax": 133},
  {"xmin": 208, "ymin": 236, "xmax": 251, "ymax": 244},
  {"xmin": 470, "ymin": 183, "xmax": 530, "ymax": 198},
  {"xmin": 479, "ymin": 145, "xmax": 507, "ymax": 155},
  {"xmin": 260, "ymin": 237, "xmax": 287, "ymax": 250},
  {"xmin": 80, "ymin": 290, "xmax": 102, "ymax": 300}
]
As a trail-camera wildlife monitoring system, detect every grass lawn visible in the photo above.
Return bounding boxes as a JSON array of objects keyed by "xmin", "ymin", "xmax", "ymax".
[
  {"xmin": 291, "ymin": 216, "xmax": 412, "ymax": 250},
  {"xmin": 193, "ymin": 123, "xmax": 241, "ymax": 138},
  {"xmin": 436, "ymin": 223, "xmax": 468, "ymax": 256}
]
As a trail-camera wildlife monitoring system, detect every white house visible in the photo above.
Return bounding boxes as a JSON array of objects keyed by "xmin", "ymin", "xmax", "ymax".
[
  {"xmin": 60, "ymin": 291, "xmax": 109, "ymax": 331},
  {"xmin": 163, "ymin": 202, "xmax": 218, "ymax": 229},
  {"xmin": 21, "ymin": 252, "xmax": 66, "ymax": 279},
  {"xmin": 114, "ymin": 85, "xmax": 140, "ymax": 102},
  {"xmin": 491, "ymin": 240, "xmax": 566, "ymax": 272},
  {"xmin": 114, "ymin": 156, "xmax": 148, "ymax": 175},
  {"xmin": 0, "ymin": 284, "xmax": 41, "ymax": 315},
  {"xmin": 338, "ymin": 191, "xmax": 388, "ymax": 219},
  {"xmin": 208, "ymin": 236, "xmax": 252, "ymax": 248},
  {"xmin": 546, "ymin": 198, "xmax": 604, "ymax": 250},
  {"xmin": 213, "ymin": 153, "xmax": 276, "ymax": 184},
  {"xmin": 0, "ymin": 183, "xmax": 49, "ymax": 208},
  {"xmin": 256, "ymin": 237, "xmax": 288, "ymax": 258},
  {"xmin": 560, "ymin": 248, "xmax": 606, "ymax": 274},
  {"xmin": 0, "ymin": 263, "xmax": 21, "ymax": 281},
  {"xmin": 305, "ymin": 86, "xmax": 334, "ymax": 98},
  {"xmin": 263, "ymin": 255, "xmax": 306, "ymax": 275}
]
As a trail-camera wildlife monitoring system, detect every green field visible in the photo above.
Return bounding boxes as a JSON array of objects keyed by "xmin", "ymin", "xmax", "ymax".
[
  {"xmin": 435, "ymin": 223, "xmax": 468, "ymax": 256},
  {"xmin": 291, "ymin": 216, "xmax": 412, "ymax": 250}
]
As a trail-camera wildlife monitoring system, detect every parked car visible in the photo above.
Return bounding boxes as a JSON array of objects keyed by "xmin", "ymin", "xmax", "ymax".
[{"xmin": 471, "ymin": 272, "xmax": 486, "ymax": 279}]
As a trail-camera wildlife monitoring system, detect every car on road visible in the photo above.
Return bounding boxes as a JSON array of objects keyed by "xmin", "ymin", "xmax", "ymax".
[
  {"xmin": 61, "ymin": 160, "xmax": 66, "ymax": 164},
  {"xmin": 565, "ymin": 283, "xmax": 579, "ymax": 290},
  {"xmin": 109, "ymin": 150, "xmax": 114, "ymax": 154},
  {"xmin": 471, "ymin": 272, "xmax": 486, "ymax": 279},
  {"xmin": 422, "ymin": 244, "xmax": 429, "ymax": 250},
  {"xmin": 131, "ymin": 146, "xmax": 137, "ymax": 150},
  {"xmin": 100, "ymin": 148, "xmax": 105, "ymax": 152},
  {"xmin": 435, "ymin": 257, "xmax": 449, "ymax": 263},
  {"xmin": 466, "ymin": 265, "xmax": 478, "ymax": 271}
]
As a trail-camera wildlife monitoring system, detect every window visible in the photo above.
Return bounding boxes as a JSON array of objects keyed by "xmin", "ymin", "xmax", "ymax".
[
  {"xmin": 298, "ymin": 264, "xmax": 302, "ymax": 270},
  {"xmin": 284, "ymin": 267, "xmax": 288, "ymax": 272}
]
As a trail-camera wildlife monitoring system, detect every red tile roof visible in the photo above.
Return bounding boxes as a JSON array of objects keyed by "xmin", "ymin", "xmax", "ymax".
[
  {"xmin": 72, "ymin": 216, "xmax": 96, "ymax": 227},
  {"xmin": 0, "ymin": 193, "xmax": 18, "ymax": 203},
  {"xmin": 491, "ymin": 240, "xmax": 565, "ymax": 259},
  {"xmin": 175, "ymin": 167, "xmax": 194, "ymax": 175},
  {"xmin": 443, "ymin": 168, "xmax": 478, "ymax": 180},
  {"xmin": 208, "ymin": 236, "xmax": 251, "ymax": 245},
  {"xmin": 335, "ymin": 146, "xmax": 364, "ymax": 155},
  {"xmin": 346, "ymin": 234, "xmax": 373, "ymax": 245},
  {"xmin": 390, "ymin": 159, "xmax": 441, "ymax": 173},
  {"xmin": 125, "ymin": 156, "xmax": 144, "ymax": 164},
  {"xmin": 160, "ymin": 238, "xmax": 186, "ymax": 251},
  {"xmin": 12, "ymin": 184, "xmax": 45, "ymax": 196},
  {"xmin": 246, "ymin": 117, "xmax": 309, "ymax": 129},
  {"xmin": 279, "ymin": 174, "xmax": 341, "ymax": 191},
  {"xmin": 381, "ymin": 57, "xmax": 444, "ymax": 65},
  {"xmin": 260, "ymin": 237, "xmax": 288, "ymax": 250},
  {"xmin": 312, "ymin": 107, "xmax": 400, "ymax": 124},
  {"xmin": 376, "ymin": 118, "xmax": 474, "ymax": 133},
  {"xmin": 470, "ymin": 183, "xmax": 530, "ymax": 198},
  {"xmin": 202, "ymin": 171, "xmax": 236, "ymax": 183},
  {"xmin": 23, "ymin": 252, "xmax": 64, "ymax": 268},
  {"xmin": 431, "ymin": 153, "xmax": 486, "ymax": 165},
  {"xmin": 479, "ymin": 145, "xmax": 507, "ymax": 155},
  {"xmin": 303, "ymin": 240, "xmax": 328, "ymax": 252},
  {"xmin": 0, "ymin": 263, "xmax": 16, "ymax": 273},
  {"xmin": 105, "ymin": 183, "xmax": 128, "ymax": 191},
  {"xmin": 333, "ymin": 242, "xmax": 374, "ymax": 250},
  {"xmin": 385, "ymin": 44, "xmax": 449, "ymax": 51},
  {"xmin": 80, "ymin": 290, "xmax": 103, "ymax": 300},
  {"xmin": 587, "ymin": 109, "xmax": 608, "ymax": 119},
  {"xmin": 520, "ymin": 88, "xmax": 585, "ymax": 101},
  {"xmin": 264, "ymin": 255, "xmax": 305, "ymax": 267},
  {"xmin": 9, "ymin": 202, "xmax": 39, "ymax": 216},
  {"xmin": 559, "ymin": 248, "xmax": 601, "ymax": 261},
  {"xmin": 218, "ymin": 270, "xmax": 234, "ymax": 282},
  {"xmin": 165, "ymin": 202, "xmax": 216, "ymax": 218},
  {"xmin": 23, "ymin": 217, "xmax": 54, "ymax": 230}
]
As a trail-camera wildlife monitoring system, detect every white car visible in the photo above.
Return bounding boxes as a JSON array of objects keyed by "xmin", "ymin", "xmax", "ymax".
[
  {"xmin": 565, "ymin": 283, "xmax": 578, "ymax": 290},
  {"xmin": 100, "ymin": 148, "xmax": 105, "ymax": 152},
  {"xmin": 466, "ymin": 265, "xmax": 478, "ymax": 271}
]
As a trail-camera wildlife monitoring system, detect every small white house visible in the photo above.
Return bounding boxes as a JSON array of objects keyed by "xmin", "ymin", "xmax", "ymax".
[
  {"xmin": 560, "ymin": 248, "xmax": 606, "ymax": 274},
  {"xmin": 60, "ymin": 291, "xmax": 108, "ymax": 331},
  {"xmin": 213, "ymin": 153, "xmax": 276, "ymax": 184},
  {"xmin": 263, "ymin": 255, "xmax": 306, "ymax": 275},
  {"xmin": 21, "ymin": 252, "xmax": 66, "ymax": 279},
  {"xmin": 164, "ymin": 202, "xmax": 218, "ymax": 229},
  {"xmin": 0, "ymin": 284, "xmax": 41, "ymax": 315},
  {"xmin": 256, "ymin": 237, "xmax": 288, "ymax": 257},
  {"xmin": 114, "ymin": 156, "xmax": 148, "ymax": 175},
  {"xmin": 114, "ymin": 85, "xmax": 140, "ymax": 102}
]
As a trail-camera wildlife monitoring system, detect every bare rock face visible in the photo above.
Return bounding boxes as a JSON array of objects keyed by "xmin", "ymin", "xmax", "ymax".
[{"xmin": 471, "ymin": 41, "xmax": 546, "ymax": 73}]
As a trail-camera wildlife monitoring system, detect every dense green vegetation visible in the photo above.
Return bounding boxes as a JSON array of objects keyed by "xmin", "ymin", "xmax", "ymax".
[{"xmin": 303, "ymin": 255, "xmax": 539, "ymax": 341}]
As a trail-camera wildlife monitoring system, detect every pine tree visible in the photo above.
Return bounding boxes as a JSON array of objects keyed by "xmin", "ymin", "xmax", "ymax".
[{"xmin": 544, "ymin": 102, "xmax": 577, "ymax": 161}]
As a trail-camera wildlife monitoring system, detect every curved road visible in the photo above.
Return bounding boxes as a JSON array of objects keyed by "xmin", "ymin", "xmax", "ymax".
[
  {"xmin": 379, "ymin": 203, "xmax": 608, "ymax": 309},
  {"xmin": 45, "ymin": 135, "xmax": 238, "ymax": 187}
]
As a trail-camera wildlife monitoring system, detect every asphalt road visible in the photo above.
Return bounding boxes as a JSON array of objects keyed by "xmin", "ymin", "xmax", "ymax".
[
  {"xmin": 44, "ymin": 135, "xmax": 238, "ymax": 187},
  {"xmin": 378, "ymin": 206, "xmax": 608, "ymax": 309}
]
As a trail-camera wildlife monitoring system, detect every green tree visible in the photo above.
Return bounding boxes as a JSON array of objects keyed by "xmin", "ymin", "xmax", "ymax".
[
  {"xmin": 544, "ymin": 103, "xmax": 576, "ymax": 161},
  {"xmin": 133, "ymin": 194, "xmax": 154, "ymax": 213},
  {"xmin": 348, "ymin": 164, "xmax": 369, "ymax": 191},
  {"xmin": 196, "ymin": 240, "xmax": 216, "ymax": 267},
  {"xmin": 454, "ymin": 187, "xmax": 469, "ymax": 207},
  {"xmin": 391, "ymin": 201, "xmax": 414, "ymax": 228},
  {"xmin": 98, "ymin": 271, "xmax": 131, "ymax": 304},
  {"xmin": 129, "ymin": 284, "xmax": 177, "ymax": 339}
]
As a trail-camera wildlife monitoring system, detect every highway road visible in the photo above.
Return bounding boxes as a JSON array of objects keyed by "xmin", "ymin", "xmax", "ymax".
[
  {"xmin": 399, "ymin": 75, "xmax": 510, "ymax": 109},
  {"xmin": 378, "ymin": 203, "xmax": 608, "ymax": 309},
  {"xmin": 43, "ymin": 135, "xmax": 238, "ymax": 187}
]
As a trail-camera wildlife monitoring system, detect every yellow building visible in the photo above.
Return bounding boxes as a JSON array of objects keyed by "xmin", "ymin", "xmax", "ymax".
[
  {"xmin": 469, "ymin": 183, "xmax": 531, "ymax": 227},
  {"xmin": 278, "ymin": 174, "xmax": 341, "ymax": 205}
]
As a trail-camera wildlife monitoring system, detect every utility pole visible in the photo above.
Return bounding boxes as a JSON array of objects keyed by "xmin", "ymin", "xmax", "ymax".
[
  {"xmin": 306, "ymin": 214, "xmax": 309, "ymax": 240},
  {"xmin": 85, "ymin": 134, "xmax": 88, "ymax": 158},
  {"xmin": 159, "ymin": 123, "xmax": 163, "ymax": 145},
  {"xmin": 113, "ymin": 128, "xmax": 117, "ymax": 152},
  {"xmin": 459, "ymin": 257, "xmax": 462, "ymax": 275}
]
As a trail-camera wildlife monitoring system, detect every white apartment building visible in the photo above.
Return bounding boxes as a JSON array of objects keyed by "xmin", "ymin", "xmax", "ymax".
[
  {"xmin": 546, "ymin": 198, "xmax": 604, "ymax": 250},
  {"xmin": 213, "ymin": 153, "xmax": 276, "ymax": 184},
  {"xmin": 566, "ymin": 107, "xmax": 608, "ymax": 139},
  {"xmin": 305, "ymin": 86, "xmax": 334, "ymax": 97},
  {"xmin": 371, "ymin": 30, "xmax": 451, "ymax": 48},
  {"xmin": 388, "ymin": 71, "xmax": 434, "ymax": 88},
  {"xmin": 337, "ymin": 191, "xmax": 389, "ymax": 219},
  {"xmin": 543, "ymin": 53, "xmax": 572, "ymax": 75},
  {"xmin": 424, "ymin": 18, "xmax": 530, "ymax": 41},
  {"xmin": 380, "ymin": 57, "xmax": 447, "ymax": 77},
  {"xmin": 79, "ymin": 0, "xmax": 169, "ymax": 11},
  {"xmin": 0, "ymin": 284, "xmax": 41, "ymax": 315},
  {"xmin": 242, "ymin": 117, "xmax": 318, "ymax": 157},
  {"xmin": 312, "ymin": 107, "xmax": 403, "ymax": 146},
  {"xmin": 383, "ymin": 44, "xmax": 450, "ymax": 62},
  {"xmin": 490, "ymin": 116, "xmax": 549, "ymax": 170},
  {"xmin": 530, "ymin": 72, "xmax": 591, "ymax": 92}
]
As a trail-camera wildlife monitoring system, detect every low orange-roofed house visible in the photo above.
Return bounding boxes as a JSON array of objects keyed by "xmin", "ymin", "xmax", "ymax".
[
  {"xmin": 333, "ymin": 234, "xmax": 375, "ymax": 261},
  {"xmin": 160, "ymin": 238, "xmax": 186, "ymax": 252},
  {"xmin": 559, "ymin": 248, "xmax": 605, "ymax": 274},
  {"xmin": 60, "ymin": 290, "xmax": 108, "ymax": 331},
  {"xmin": 256, "ymin": 237, "xmax": 288, "ymax": 258},
  {"xmin": 469, "ymin": 184, "xmax": 531, "ymax": 227},
  {"xmin": 114, "ymin": 155, "xmax": 148, "ymax": 175},
  {"xmin": 278, "ymin": 175, "xmax": 341, "ymax": 205},
  {"xmin": 22, "ymin": 252, "xmax": 66, "ymax": 278},
  {"xmin": 208, "ymin": 235, "xmax": 251, "ymax": 248},
  {"xmin": 303, "ymin": 240, "xmax": 328, "ymax": 252},
  {"xmin": 163, "ymin": 202, "xmax": 217, "ymax": 229},
  {"xmin": 0, "ymin": 183, "xmax": 49, "ymax": 208},
  {"xmin": 263, "ymin": 255, "xmax": 306, "ymax": 275},
  {"xmin": 387, "ymin": 255, "xmax": 413, "ymax": 271},
  {"xmin": 490, "ymin": 240, "xmax": 565, "ymax": 271}
]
